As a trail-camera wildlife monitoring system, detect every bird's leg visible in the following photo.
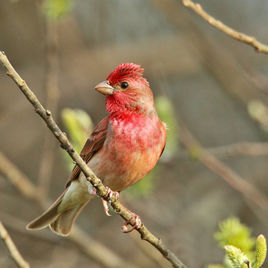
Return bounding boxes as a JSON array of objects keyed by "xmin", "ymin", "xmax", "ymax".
[
  {"xmin": 118, "ymin": 202, "xmax": 142, "ymax": 233},
  {"xmin": 100, "ymin": 187, "xmax": 142, "ymax": 232},
  {"xmin": 102, "ymin": 199, "xmax": 111, "ymax": 216},
  {"xmin": 106, "ymin": 186, "xmax": 120, "ymax": 201},
  {"xmin": 121, "ymin": 213, "xmax": 142, "ymax": 233},
  {"xmin": 101, "ymin": 187, "xmax": 120, "ymax": 216}
]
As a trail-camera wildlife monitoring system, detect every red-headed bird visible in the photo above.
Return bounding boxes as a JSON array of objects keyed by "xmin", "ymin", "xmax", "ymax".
[{"xmin": 27, "ymin": 63, "xmax": 167, "ymax": 236}]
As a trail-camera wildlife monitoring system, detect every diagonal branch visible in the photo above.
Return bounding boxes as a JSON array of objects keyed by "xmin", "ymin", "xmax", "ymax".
[
  {"xmin": 0, "ymin": 221, "xmax": 30, "ymax": 268},
  {"xmin": 0, "ymin": 150, "xmax": 161, "ymax": 267},
  {"xmin": 0, "ymin": 51, "xmax": 186, "ymax": 268},
  {"xmin": 176, "ymin": 142, "xmax": 268, "ymax": 160},
  {"xmin": 178, "ymin": 119, "xmax": 268, "ymax": 210},
  {"xmin": 0, "ymin": 151, "xmax": 137, "ymax": 268},
  {"xmin": 181, "ymin": 0, "xmax": 268, "ymax": 54}
]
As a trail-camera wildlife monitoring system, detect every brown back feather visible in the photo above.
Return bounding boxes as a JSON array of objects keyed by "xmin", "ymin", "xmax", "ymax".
[{"xmin": 66, "ymin": 116, "xmax": 109, "ymax": 187}]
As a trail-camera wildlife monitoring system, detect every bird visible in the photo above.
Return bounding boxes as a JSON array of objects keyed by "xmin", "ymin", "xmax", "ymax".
[{"xmin": 27, "ymin": 63, "xmax": 167, "ymax": 236}]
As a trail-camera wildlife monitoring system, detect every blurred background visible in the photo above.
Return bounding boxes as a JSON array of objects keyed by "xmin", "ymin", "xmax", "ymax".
[{"xmin": 0, "ymin": 0, "xmax": 268, "ymax": 267}]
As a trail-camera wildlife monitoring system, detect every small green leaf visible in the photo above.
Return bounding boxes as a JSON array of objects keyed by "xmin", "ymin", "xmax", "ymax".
[
  {"xmin": 224, "ymin": 245, "xmax": 249, "ymax": 268},
  {"xmin": 61, "ymin": 108, "xmax": 93, "ymax": 151},
  {"xmin": 61, "ymin": 108, "xmax": 93, "ymax": 171},
  {"xmin": 254, "ymin": 235, "xmax": 267, "ymax": 268},
  {"xmin": 155, "ymin": 96, "xmax": 179, "ymax": 161},
  {"xmin": 43, "ymin": 0, "xmax": 73, "ymax": 20},
  {"xmin": 215, "ymin": 218, "xmax": 255, "ymax": 256}
]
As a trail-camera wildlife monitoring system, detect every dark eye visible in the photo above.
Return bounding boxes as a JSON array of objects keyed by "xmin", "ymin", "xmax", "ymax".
[{"xmin": 120, "ymin": 81, "xmax": 128, "ymax": 89}]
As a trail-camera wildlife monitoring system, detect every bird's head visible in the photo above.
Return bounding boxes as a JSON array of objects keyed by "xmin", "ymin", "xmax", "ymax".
[{"xmin": 95, "ymin": 63, "xmax": 155, "ymax": 114}]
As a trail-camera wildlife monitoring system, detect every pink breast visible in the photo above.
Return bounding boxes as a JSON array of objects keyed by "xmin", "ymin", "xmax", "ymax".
[{"xmin": 90, "ymin": 114, "xmax": 166, "ymax": 191}]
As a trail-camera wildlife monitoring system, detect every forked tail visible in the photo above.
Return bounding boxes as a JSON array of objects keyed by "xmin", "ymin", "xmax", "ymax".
[{"xmin": 26, "ymin": 190, "xmax": 89, "ymax": 236}]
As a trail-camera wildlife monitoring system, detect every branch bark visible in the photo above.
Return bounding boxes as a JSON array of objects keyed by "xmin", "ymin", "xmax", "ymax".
[
  {"xmin": 0, "ymin": 221, "xmax": 30, "ymax": 268},
  {"xmin": 0, "ymin": 51, "xmax": 187, "ymax": 268},
  {"xmin": 182, "ymin": 0, "xmax": 268, "ymax": 54},
  {"xmin": 0, "ymin": 151, "xmax": 137, "ymax": 268}
]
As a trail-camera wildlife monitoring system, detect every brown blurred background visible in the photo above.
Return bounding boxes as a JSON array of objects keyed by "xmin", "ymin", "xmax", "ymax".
[{"xmin": 0, "ymin": 0, "xmax": 268, "ymax": 267}]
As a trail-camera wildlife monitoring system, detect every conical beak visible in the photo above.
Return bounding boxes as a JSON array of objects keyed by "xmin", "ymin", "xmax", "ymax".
[{"xmin": 95, "ymin": 80, "xmax": 114, "ymax": 95}]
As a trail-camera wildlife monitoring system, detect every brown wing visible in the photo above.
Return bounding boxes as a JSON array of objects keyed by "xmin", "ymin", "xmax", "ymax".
[{"xmin": 65, "ymin": 116, "xmax": 109, "ymax": 187}]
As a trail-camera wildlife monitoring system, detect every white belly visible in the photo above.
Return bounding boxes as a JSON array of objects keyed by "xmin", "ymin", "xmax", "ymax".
[{"xmin": 59, "ymin": 176, "xmax": 95, "ymax": 212}]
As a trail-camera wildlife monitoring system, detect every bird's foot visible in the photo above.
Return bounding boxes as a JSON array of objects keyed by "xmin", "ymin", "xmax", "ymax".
[
  {"xmin": 101, "ymin": 187, "xmax": 119, "ymax": 216},
  {"xmin": 121, "ymin": 213, "xmax": 142, "ymax": 233},
  {"xmin": 102, "ymin": 198, "xmax": 111, "ymax": 216},
  {"xmin": 106, "ymin": 187, "xmax": 120, "ymax": 201}
]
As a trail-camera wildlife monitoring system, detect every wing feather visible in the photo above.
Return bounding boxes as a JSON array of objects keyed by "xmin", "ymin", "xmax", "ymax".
[{"xmin": 65, "ymin": 116, "xmax": 109, "ymax": 187}]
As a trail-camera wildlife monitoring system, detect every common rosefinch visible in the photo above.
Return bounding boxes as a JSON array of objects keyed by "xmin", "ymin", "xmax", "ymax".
[{"xmin": 27, "ymin": 63, "xmax": 166, "ymax": 236}]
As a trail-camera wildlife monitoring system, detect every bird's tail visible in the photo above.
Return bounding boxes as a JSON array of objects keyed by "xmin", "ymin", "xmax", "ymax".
[{"xmin": 26, "ymin": 190, "xmax": 90, "ymax": 236}]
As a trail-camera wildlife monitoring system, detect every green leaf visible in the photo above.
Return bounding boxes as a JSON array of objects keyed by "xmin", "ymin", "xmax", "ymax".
[
  {"xmin": 155, "ymin": 96, "xmax": 179, "ymax": 161},
  {"xmin": 61, "ymin": 108, "xmax": 93, "ymax": 171},
  {"xmin": 61, "ymin": 108, "xmax": 93, "ymax": 150},
  {"xmin": 43, "ymin": 0, "xmax": 73, "ymax": 20},
  {"xmin": 254, "ymin": 235, "xmax": 267, "ymax": 268},
  {"xmin": 214, "ymin": 218, "xmax": 255, "ymax": 256},
  {"xmin": 224, "ymin": 245, "xmax": 249, "ymax": 268}
]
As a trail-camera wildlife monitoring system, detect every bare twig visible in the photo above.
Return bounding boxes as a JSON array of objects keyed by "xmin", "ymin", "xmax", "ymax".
[
  {"xmin": 0, "ymin": 221, "xmax": 30, "ymax": 268},
  {"xmin": 150, "ymin": 0, "xmax": 268, "ymax": 132},
  {"xmin": 0, "ymin": 51, "xmax": 186, "ymax": 268},
  {"xmin": 178, "ymin": 120, "xmax": 268, "ymax": 210},
  {"xmin": 0, "ymin": 211, "xmax": 59, "ymax": 244},
  {"xmin": 181, "ymin": 0, "xmax": 268, "ymax": 54},
  {"xmin": 130, "ymin": 232, "xmax": 169, "ymax": 268},
  {"xmin": 0, "ymin": 152, "xmax": 42, "ymax": 202},
  {"xmin": 38, "ymin": 18, "xmax": 59, "ymax": 198},
  {"xmin": 0, "ymin": 151, "xmax": 136, "ymax": 268},
  {"xmin": 206, "ymin": 142, "xmax": 268, "ymax": 158},
  {"xmin": 69, "ymin": 226, "xmax": 137, "ymax": 268},
  {"xmin": 176, "ymin": 142, "xmax": 268, "ymax": 160}
]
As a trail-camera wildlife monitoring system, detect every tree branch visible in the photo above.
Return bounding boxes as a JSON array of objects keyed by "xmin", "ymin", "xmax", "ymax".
[
  {"xmin": 0, "ymin": 51, "xmax": 187, "ymax": 268},
  {"xmin": 176, "ymin": 142, "xmax": 268, "ymax": 160},
  {"xmin": 178, "ymin": 119, "xmax": 268, "ymax": 210},
  {"xmin": 0, "ymin": 152, "xmax": 42, "ymax": 202},
  {"xmin": 182, "ymin": 0, "xmax": 268, "ymax": 54},
  {"xmin": 0, "ymin": 221, "xmax": 30, "ymax": 268},
  {"xmin": 0, "ymin": 151, "xmax": 137, "ymax": 268}
]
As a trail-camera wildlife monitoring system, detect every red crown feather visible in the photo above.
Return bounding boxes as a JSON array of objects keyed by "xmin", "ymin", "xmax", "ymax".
[{"xmin": 106, "ymin": 63, "xmax": 144, "ymax": 85}]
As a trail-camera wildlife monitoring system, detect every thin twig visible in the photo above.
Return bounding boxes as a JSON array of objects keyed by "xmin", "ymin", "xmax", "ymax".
[
  {"xmin": 150, "ymin": 0, "xmax": 268, "ymax": 131},
  {"xmin": 176, "ymin": 142, "xmax": 268, "ymax": 160},
  {"xmin": 0, "ymin": 51, "xmax": 186, "ymax": 268},
  {"xmin": 0, "ymin": 211, "xmax": 59, "ymax": 245},
  {"xmin": 178, "ymin": 120, "xmax": 268, "ymax": 210},
  {"xmin": 0, "ymin": 151, "xmax": 137, "ymax": 268},
  {"xmin": 69, "ymin": 226, "xmax": 136, "ymax": 268},
  {"xmin": 0, "ymin": 152, "xmax": 42, "ymax": 202},
  {"xmin": 206, "ymin": 142, "xmax": 268, "ymax": 158},
  {"xmin": 130, "ymin": 232, "xmax": 169, "ymax": 268},
  {"xmin": 182, "ymin": 0, "xmax": 268, "ymax": 54},
  {"xmin": 0, "ymin": 221, "xmax": 30, "ymax": 268}
]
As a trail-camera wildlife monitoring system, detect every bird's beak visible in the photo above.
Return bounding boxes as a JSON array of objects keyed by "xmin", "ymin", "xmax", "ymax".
[{"xmin": 95, "ymin": 80, "xmax": 114, "ymax": 95}]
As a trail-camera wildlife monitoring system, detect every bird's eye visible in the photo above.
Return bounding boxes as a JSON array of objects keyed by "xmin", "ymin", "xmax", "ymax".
[{"xmin": 120, "ymin": 81, "xmax": 128, "ymax": 89}]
